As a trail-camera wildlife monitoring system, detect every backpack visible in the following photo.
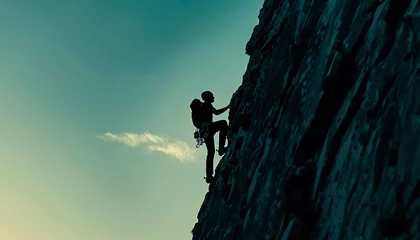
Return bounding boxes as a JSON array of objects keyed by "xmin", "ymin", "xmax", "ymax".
[
  {"xmin": 190, "ymin": 99, "xmax": 209, "ymax": 148},
  {"xmin": 190, "ymin": 98, "xmax": 205, "ymax": 128}
]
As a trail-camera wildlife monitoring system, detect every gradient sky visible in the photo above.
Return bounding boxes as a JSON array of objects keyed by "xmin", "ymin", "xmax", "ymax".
[{"xmin": 0, "ymin": 1, "xmax": 262, "ymax": 239}]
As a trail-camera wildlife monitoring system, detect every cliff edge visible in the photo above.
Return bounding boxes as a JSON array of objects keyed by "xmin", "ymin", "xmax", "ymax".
[{"xmin": 193, "ymin": 0, "xmax": 420, "ymax": 239}]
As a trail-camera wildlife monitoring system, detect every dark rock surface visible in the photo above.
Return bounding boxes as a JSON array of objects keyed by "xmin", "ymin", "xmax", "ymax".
[{"xmin": 192, "ymin": 0, "xmax": 420, "ymax": 239}]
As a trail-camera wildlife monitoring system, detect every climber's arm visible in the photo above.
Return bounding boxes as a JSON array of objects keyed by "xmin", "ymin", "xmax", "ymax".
[{"xmin": 212, "ymin": 105, "xmax": 229, "ymax": 115}]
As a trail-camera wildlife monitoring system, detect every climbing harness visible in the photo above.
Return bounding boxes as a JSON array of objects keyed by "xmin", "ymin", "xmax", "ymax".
[{"xmin": 194, "ymin": 123, "xmax": 209, "ymax": 148}]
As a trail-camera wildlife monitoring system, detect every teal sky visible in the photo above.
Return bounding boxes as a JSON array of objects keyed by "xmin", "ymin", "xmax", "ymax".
[{"xmin": 0, "ymin": 1, "xmax": 262, "ymax": 239}]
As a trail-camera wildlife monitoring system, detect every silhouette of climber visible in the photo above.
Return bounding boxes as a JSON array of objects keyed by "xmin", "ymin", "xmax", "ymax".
[{"xmin": 200, "ymin": 91, "xmax": 229, "ymax": 183}]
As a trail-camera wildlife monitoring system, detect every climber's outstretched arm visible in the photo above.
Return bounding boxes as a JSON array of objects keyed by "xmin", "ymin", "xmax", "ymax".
[{"xmin": 212, "ymin": 105, "xmax": 229, "ymax": 115}]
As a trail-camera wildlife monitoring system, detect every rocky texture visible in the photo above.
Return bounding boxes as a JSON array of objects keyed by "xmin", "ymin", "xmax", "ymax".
[{"xmin": 192, "ymin": 0, "xmax": 420, "ymax": 240}]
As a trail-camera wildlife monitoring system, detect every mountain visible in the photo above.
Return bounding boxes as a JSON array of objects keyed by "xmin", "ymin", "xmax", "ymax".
[{"xmin": 192, "ymin": 0, "xmax": 420, "ymax": 239}]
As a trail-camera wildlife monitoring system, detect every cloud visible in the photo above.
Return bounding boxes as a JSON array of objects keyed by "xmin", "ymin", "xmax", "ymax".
[{"xmin": 97, "ymin": 131, "xmax": 196, "ymax": 163}]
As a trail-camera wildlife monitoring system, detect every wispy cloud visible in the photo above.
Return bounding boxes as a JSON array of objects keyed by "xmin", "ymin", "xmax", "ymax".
[{"xmin": 97, "ymin": 132, "xmax": 196, "ymax": 163}]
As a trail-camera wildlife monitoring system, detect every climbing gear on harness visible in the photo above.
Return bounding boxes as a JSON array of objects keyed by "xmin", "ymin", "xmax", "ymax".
[
  {"xmin": 194, "ymin": 129, "xmax": 205, "ymax": 148},
  {"xmin": 194, "ymin": 123, "xmax": 209, "ymax": 148}
]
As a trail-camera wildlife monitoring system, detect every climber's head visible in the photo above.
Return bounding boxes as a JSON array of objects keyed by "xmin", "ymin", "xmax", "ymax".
[{"xmin": 201, "ymin": 91, "xmax": 214, "ymax": 103}]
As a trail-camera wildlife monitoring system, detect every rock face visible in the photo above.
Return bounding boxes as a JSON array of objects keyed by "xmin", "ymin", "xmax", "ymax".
[{"xmin": 192, "ymin": 0, "xmax": 420, "ymax": 239}]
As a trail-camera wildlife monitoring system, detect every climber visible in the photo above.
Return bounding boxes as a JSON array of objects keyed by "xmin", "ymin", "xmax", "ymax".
[{"xmin": 190, "ymin": 91, "xmax": 229, "ymax": 184}]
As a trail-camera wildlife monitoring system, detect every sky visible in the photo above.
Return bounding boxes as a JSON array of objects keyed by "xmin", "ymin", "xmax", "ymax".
[{"xmin": 0, "ymin": 0, "xmax": 262, "ymax": 239}]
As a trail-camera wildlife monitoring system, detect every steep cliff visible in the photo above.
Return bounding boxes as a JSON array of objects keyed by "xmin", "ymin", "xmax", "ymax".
[{"xmin": 192, "ymin": 0, "xmax": 420, "ymax": 239}]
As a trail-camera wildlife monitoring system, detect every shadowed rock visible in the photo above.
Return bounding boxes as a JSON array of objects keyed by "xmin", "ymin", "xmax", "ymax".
[{"xmin": 192, "ymin": 0, "xmax": 420, "ymax": 239}]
